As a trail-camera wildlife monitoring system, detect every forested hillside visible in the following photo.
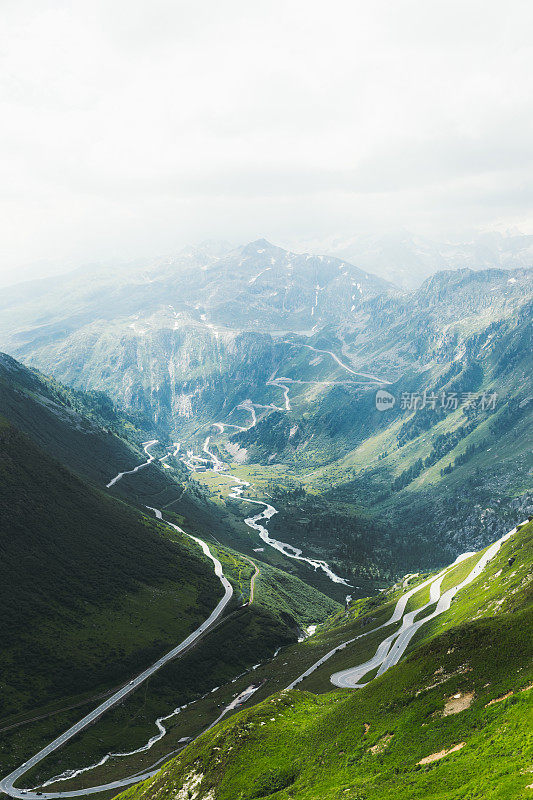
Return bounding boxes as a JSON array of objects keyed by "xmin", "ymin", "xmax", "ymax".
[{"xmin": 0, "ymin": 417, "xmax": 222, "ymax": 716}]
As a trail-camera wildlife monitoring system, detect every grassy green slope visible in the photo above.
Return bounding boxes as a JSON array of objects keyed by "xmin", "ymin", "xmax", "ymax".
[
  {"xmin": 211, "ymin": 544, "xmax": 340, "ymax": 627},
  {"xmin": 0, "ymin": 417, "xmax": 222, "ymax": 719},
  {"xmin": 1, "ymin": 545, "xmax": 341, "ymax": 786},
  {"xmin": 228, "ymin": 307, "xmax": 532, "ymax": 579},
  {"xmin": 0, "ymin": 351, "xmax": 153, "ymax": 487},
  {"xmin": 0, "ymin": 351, "xmax": 263, "ymax": 572},
  {"xmin": 118, "ymin": 521, "xmax": 533, "ymax": 800}
]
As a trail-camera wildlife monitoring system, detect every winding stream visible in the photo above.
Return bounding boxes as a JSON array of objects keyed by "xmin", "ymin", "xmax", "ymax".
[
  {"xmin": 0, "ymin": 508, "xmax": 234, "ymax": 800},
  {"xmin": 105, "ymin": 343, "xmax": 392, "ymax": 587},
  {"xmin": 0, "ymin": 347, "xmax": 407, "ymax": 798},
  {"xmin": 189, "ymin": 388, "xmax": 351, "ymax": 585}
]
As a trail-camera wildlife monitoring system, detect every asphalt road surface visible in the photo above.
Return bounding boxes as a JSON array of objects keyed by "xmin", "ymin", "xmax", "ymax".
[
  {"xmin": 284, "ymin": 522, "xmax": 524, "ymax": 692},
  {"xmin": 0, "ymin": 507, "xmax": 233, "ymax": 799}
]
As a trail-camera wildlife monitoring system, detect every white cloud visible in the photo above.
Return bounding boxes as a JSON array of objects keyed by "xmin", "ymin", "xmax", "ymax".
[{"xmin": 0, "ymin": 0, "xmax": 532, "ymax": 280}]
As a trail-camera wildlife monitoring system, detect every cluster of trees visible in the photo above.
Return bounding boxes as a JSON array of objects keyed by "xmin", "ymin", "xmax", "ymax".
[
  {"xmin": 397, "ymin": 406, "xmax": 447, "ymax": 447},
  {"xmin": 265, "ymin": 488, "xmax": 413, "ymax": 585},
  {"xmin": 392, "ymin": 393, "xmax": 505, "ymax": 491},
  {"xmin": 392, "ymin": 458, "xmax": 425, "ymax": 491},
  {"xmin": 440, "ymin": 440, "xmax": 488, "ymax": 476},
  {"xmin": 490, "ymin": 397, "xmax": 529, "ymax": 437}
]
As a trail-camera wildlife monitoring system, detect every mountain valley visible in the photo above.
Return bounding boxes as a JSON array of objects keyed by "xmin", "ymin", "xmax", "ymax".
[
  {"xmin": 3, "ymin": 4, "xmax": 533, "ymax": 797},
  {"xmin": 0, "ymin": 240, "xmax": 531, "ymax": 800}
]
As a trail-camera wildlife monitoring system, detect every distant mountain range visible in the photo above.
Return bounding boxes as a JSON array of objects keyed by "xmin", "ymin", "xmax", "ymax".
[
  {"xmin": 294, "ymin": 230, "xmax": 533, "ymax": 288},
  {"xmin": 0, "ymin": 242, "xmax": 530, "ymax": 578},
  {"xmin": 0, "ymin": 353, "xmax": 338, "ymax": 722},
  {"xmin": 0, "ymin": 237, "xmax": 531, "ymax": 800}
]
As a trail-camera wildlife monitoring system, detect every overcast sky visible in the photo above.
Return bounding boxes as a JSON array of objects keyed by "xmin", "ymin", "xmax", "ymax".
[{"xmin": 1, "ymin": 0, "xmax": 532, "ymax": 283}]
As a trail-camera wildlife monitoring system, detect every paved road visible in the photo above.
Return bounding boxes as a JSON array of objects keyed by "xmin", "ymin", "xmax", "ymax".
[
  {"xmin": 0, "ymin": 508, "xmax": 233, "ymax": 800},
  {"xmin": 362, "ymin": 522, "xmax": 523, "ymax": 686},
  {"xmin": 188, "ymin": 407, "xmax": 350, "ymax": 586},
  {"xmin": 31, "ymin": 549, "xmax": 262, "ymax": 794},
  {"xmin": 281, "ymin": 342, "xmax": 391, "ymax": 384},
  {"xmin": 283, "ymin": 557, "xmax": 465, "ymax": 691},
  {"xmin": 266, "ymin": 378, "xmax": 291, "ymax": 410},
  {"xmin": 174, "ymin": 343, "xmax": 384, "ymax": 586},
  {"xmin": 238, "ymin": 555, "xmax": 260, "ymax": 604},
  {"xmin": 106, "ymin": 440, "xmax": 159, "ymax": 488},
  {"xmin": 236, "ymin": 399, "xmax": 257, "ymax": 427},
  {"xmin": 284, "ymin": 522, "xmax": 524, "ymax": 692}
]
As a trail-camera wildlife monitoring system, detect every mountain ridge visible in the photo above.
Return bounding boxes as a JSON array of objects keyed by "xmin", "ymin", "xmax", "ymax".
[{"xmin": 113, "ymin": 519, "xmax": 533, "ymax": 800}]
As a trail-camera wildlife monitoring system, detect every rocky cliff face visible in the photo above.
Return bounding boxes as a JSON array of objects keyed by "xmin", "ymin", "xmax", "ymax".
[
  {"xmin": 0, "ymin": 240, "xmax": 394, "ymax": 429},
  {"xmin": 0, "ymin": 246, "xmax": 530, "ymax": 579},
  {"xmin": 0, "ymin": 242, "xmax": 530, "ymax": 443},
  {"xmin": 338, "ymin": 266, "xmax": 531, "ymax": 371},
  {"xmin": 17, "ymin": 319, "xmax": 282, "ymax": 433}
]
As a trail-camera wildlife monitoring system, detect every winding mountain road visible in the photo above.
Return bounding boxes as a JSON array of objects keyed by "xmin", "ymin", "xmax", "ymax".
[
  {"xmin": 179, "ymin": 343, "xmax": 388, "ymax": 583},
  {"xmin": 106, "ymin": 440, "xmax": 159, "ymax": 488},
  {"xmin": 284, "ymin": 522, "xmax": 524, "ymax": 692},
  {"xmin": 2, "ymin": 495, "xmax": 523, "ymax": 799},
  {"xmin": 182, "ymin": 386, "xmax": 351, "ymax": 584},
  {"xmin": 9, "ymin": 514, "xmax": 264, "ymax": 799},
  {"xmin": 282, "ymin": 342, "xmax": 392, "ymax": 384},
  {"xmin": 0, "ymin": 508, "xmax": 233, "ymax": 800},
  {"xmin": 129, "ymin": 342, "xmax": 389, "ymax": 587},
  {"xmin": 266, "ymin": 377, "xmax": 291, "ymax": 410},
  {"xmin": 2, "ymin": 341, "xmax": 520, "ymax": 798}
]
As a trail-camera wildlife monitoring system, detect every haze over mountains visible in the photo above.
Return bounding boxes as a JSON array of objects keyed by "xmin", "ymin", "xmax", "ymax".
[
  {"xmin": 2, "ymin": 0, "xmax": 532, "ymax": 794},
  {"xmin": 0, "ymin": 239, "xmax": 530, "ymax": 574},
  {"xmin": 2, "ymin": 229, "xmax": 532, "ymax": 291},
  {"xmin": 298, "ymin": 230, "xmax": 533, "ymax": 289},
  {"xmin": 0, "ymin": 236, "xmax": 531, "ymax": 800}
]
